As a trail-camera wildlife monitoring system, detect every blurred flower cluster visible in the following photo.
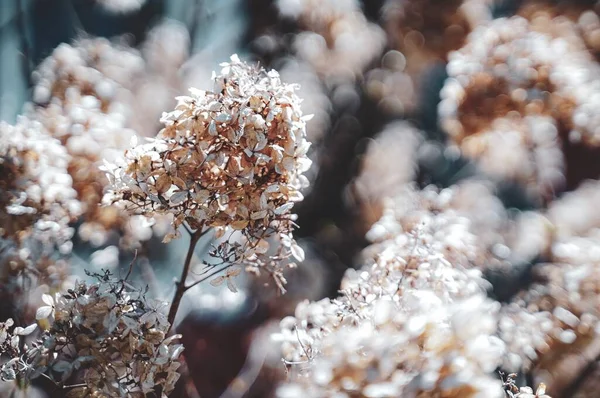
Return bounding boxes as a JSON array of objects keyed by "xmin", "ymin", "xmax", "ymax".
[
  {"xmin": 439, "ymin": 10, "xmax": 600, "ymax": 201},
  {"xmin": 273, "ymin": 187, "xmax": 506, "ymax": 397}
]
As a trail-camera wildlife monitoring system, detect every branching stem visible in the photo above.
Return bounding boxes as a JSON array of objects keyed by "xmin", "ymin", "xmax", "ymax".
[{"xmin": 167, "ymin": 229, "xmax": 206, "ymax": 330}]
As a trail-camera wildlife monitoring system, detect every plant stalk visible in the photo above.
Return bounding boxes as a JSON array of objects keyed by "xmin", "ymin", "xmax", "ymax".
[{"xmin": 167, "ymin": 229, "xmax": 204, "ymax": 330}]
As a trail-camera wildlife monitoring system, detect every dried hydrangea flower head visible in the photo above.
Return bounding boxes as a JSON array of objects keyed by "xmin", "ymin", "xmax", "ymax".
[
  {"xmin": 273, "ymin": 186, "xmax": 506, "ymax": 397},
  {"xmin": 32, "ymin": 38, "xmax": 144, "ymax": 112},
  {"xmin": 29, "ymin": 38, "xmax": 163, "ymax": 248},
  {"xmin": 276, "ymin": 295, "xmax": 505, "ymax": 398},
  {"xmin": 499, "ymin": 259, "xmax": 600, "ymax": 395},
  {"xmin": 0, "ymin": 116, "xmax": 80, "ymax": 249},
  {"xmin": 362, "ymin": 183, "xmax": 510, "ymax": 271},
  {"xmin": 3, "ymin": 272, "xmax": 183, "ymax": 398},
  {"xmin": 440, "ymin": 15, "xmax": 600, "ymax": 199},
  {"xmin": 276, "ymin": 0, "xmax": 386, "ymax": 79},
  {"xmin": 459, "ymin": 115, "xmax": 564, "ymax": 200},
  {"xmin": 104, "ymin": 54, "xmax": 312, "ymax": 290},
  {"xmin": 0, "ymin": 118, "xmax": 81, "ymax": 321}
]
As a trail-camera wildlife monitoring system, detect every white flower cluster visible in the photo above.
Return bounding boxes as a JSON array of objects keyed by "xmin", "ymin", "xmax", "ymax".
[
  {"xmin": 103, "ymin": 55, "xmax": 312, "ymax": 290},
  {"xmin": 457, "ymin": 116, "xmax": 564, "ymax": 199},
  {"xmin": 0, "ymin": 116, "xmax": 81, "ymax": 250},
  {"xmin": 28, "ymin": 38, "xmax": 153, "ymax": 249},
  {"xmin": 276, "ymin": 0, "xmax": 386, "ymax": 79},
  {"xmin": 497, "ymin": 182, "xmax": 600, "ymax": 373},
  {"xmin": 32, "ymin": 38, "xmax": 145, "ymax": 111},
  {"xmin": 439, "ymin": 15, "xmax": 600, "ymax": 198},
  {"xmin": 273, "ymin": 187, "xmax": 507, "ymax": 397},
  {"xmin": 1, "ymin": 275, "xmax": 183, "ymax": 397},
  {"xmin": 364, "ymin": 184, "xmax": 488, "ymax": 270},
  {"xmin": 499, "ymin": 260, "xmax": 600, "ymax": 376}
]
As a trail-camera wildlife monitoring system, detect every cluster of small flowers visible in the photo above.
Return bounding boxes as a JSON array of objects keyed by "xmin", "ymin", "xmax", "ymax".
[
  {"xmin": 276, "ymin": 0, "xmax": 386, "ymax": 79},
  {"xmin": 363, "ymin": 183, "xmax": 507, "ymax": 271},
  {"xmin": 0, "ymin": 117, "xmax": 81, "ymax": 250},
  {"xmin": 0, "ymin": 117, "xmax": 80, "ymax": 310},
  {"xmin": 103, "ymin": 55, "xmax": 311, "ymax": 291},
  {"xmin": 366, "ymin": 186, "xmax": 481, "ymax": 267},
  {"xmin": 273, "ymin": 187, "xmax": 508, "ymax": 397},
  {"xmin": 0, "ymin": 318, "xmax": 39, "ymax": 383},
  {"xmin": 31, "ymin": 38, "xmax": 145, "ymax": 112},
  {"xmin": 351, "ymin": 123, "xmax": 557, "ymax": 271},
  {"xmin": 439, "ymin": 14, "xmax": 600, "ymax": 198},
  {"xmin": 1, "ymin": 273, "xmax": 183, "ymax": 398},
  {"xmin": 489, "ymin": 179, "xmax": 600, "ymax": 267},
  {"xmin": 458, "ymin": 115, "xmax": 564, "ymax": 200},
  {"xmin": 498, "ymin": 180, "xmax": 600, "ymax": 379},
  {"xmin": 28, "ymin": 37, "xmax": 159, "ymax": 249},
  {"xmin": 499, "ymin": 260, "xmax": 600, "ymax": 391}
]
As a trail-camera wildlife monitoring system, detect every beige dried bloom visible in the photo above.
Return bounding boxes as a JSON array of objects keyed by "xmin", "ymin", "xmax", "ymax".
[
  {"xmin": 499, "ymin": 260, "xmax": 600, "ymax": 388},
  {"xmin": 3, "ymin": 272, "xmax": 183, "ymax": 397},
  {"xmin": 103, "ymin": 54, "xmax": 312, "ymax": 290},
  {"xmin": 0, "ymin": 117, "xmax": 77, "ymax": 318},
  {"xmin": 272, "ymin": 186, "xmax": 506, "ymax": 397},
  {"xmin": 364, "ymin": 183, "xmax": 497, "ymax": 270},
  {"xmin": 276, "ymin": 295, "xmax": 505, "ymax": 398},
  {"xmin": 461, "ymin": 116, "xmax": 564, "ymax": 199},
  {"xmin": 440, "ymin": 14, "xmax": 600, "ymax": 198},
  {"xmin": 0, "ymin": 116, "xmax": 80, "ymax": 249},
  {"xmin": 0, "ymin": 318, "xmax": 39, "ymax": 383},
  {"xmin": 28, "ymin": 37, "xmax": 164, "ymax": 248}
]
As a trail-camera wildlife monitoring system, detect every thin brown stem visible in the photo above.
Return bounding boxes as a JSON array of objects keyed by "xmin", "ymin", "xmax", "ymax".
[
  {"xmin": 184, "ymin": 263, "xmax": 233, "ymax": 292},
  {"xmin": 167, "ymin": 229, "xmax": 206, "ymax": 330}
]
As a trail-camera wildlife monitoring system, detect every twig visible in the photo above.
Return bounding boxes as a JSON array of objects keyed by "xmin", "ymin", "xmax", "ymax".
[
  {"xmin": 118, "ymin": 250, "xmax": 138, "ymax": 295},
  {"xmin": 123, "ymin": 250, "xmax": 137, "ymax": 281},
  {"xmin": 182, "ymin": 222, "xmax": 193, "ymax": 237},
  {"xmin": 184, "ymin": 263, "xmax": 233, "ymax": 292},
  {"xmin": 14, "ymin": 0, "xmax": 32, "ymax": 87},
  {"xmin": 167, "ymin": 229, "xmax": 207, "ymax": 330}
]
